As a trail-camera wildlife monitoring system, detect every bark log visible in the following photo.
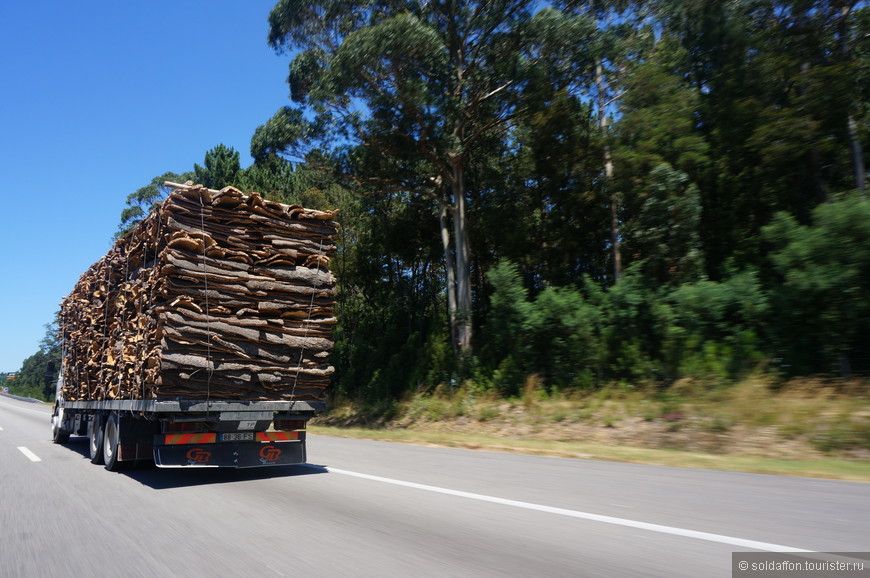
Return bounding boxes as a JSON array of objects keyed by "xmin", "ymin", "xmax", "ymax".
[{"xmin": 59, "ymin": 183, "xmax": 339, "ymax": 402}]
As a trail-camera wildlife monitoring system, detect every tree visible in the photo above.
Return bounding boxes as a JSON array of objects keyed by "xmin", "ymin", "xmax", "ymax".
[
  {"xmin": 484, "ymin": 88, "xmax": 609, "ymax": 288},
  {"xmin": 654, "ymin": 0, "xmax": 869, "ymax": 274},
  {"xmin": 193, "ymin": 144, "xmax": 243, "ymax": 190},
  {"xmin": 263, "ymin": 0, "xmax": 596, "ymax": 357},
  {"xmin": 613, "ymin": 35, "xmax": 709, "ymax": 192},
  {"xmin": 117, "ymin": 145, "xmax": 251, "ymax": 238},
  {"xmin": 240, "ymin": 153, "xmax": 295, "ymax": 199},
  {"xmin": 116, "ymin": 171, "xmax": 192, "ymax": 238},
  {"xmin": 763, "ymin": 196, "xmax": 870, "ymax": 376},
  {"xmin": 623, "ymin": 163, "xmax": 705, "ymax": 284},
  {"xmin": 11, "ymin": 318, "xmax": 62, "ymax": 401},
  {"xmin": 558, "ymin": 0, "xmax": 658, "ymax": 281}
]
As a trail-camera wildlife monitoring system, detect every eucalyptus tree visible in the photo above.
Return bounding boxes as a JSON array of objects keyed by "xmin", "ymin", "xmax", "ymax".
[
  {"xmin": 553, "ymin": 0, "xmax": 657, "ymax": 282},
  {"xmin": 261, "ymin": 0, "xmax": 596, "ymax": 356}
]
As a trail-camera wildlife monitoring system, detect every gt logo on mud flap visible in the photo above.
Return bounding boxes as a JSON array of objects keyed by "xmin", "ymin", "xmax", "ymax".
[
  {"xmin": 259, "ymin": 445, "xmax": 282, "ymax": 463},
  {"xmin": 186, "ymin": 448, "xmax": 212, "ymax": 464}
]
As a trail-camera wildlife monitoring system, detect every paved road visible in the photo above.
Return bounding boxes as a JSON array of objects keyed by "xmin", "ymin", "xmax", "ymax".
[{"xmin": 1, "ymin": 394, "xmax": 868, "ymax": 577}]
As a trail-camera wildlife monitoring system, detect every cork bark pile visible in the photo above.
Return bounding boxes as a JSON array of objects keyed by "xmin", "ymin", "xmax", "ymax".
[{"xmin": 59, "ymin": 182, "xmax": 339, "ymax": 401}]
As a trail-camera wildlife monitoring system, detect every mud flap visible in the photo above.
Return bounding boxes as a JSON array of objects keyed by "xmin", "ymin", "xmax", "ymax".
[{"xmin": 154, "ymin": 441, "xmax": 306, "ymax": 468}]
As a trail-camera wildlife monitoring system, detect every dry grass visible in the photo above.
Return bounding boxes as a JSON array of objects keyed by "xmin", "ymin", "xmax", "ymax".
[
  {"xmin": 313, "ymin": 375, "xmax": 870, "ymax": 481},
  {"xmin": 309, "ymin": 424, "xmax": 870, "ymax": 482}
]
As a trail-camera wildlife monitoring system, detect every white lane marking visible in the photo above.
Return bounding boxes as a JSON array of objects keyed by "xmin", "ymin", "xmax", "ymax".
[
  {"xmin": 0, "ymin": 402, "xmax": 50, "ymax": 416},
  {"xmin": 322, "ymin": 466, "xmax": 811, "ymax": 553},
  {"xmin": 0, "ymin": 426, "xmax": 4, "ymax": 430},
  {"xmin": 17, "ymin": 447, "xmax": 42, "ymax": 462}
]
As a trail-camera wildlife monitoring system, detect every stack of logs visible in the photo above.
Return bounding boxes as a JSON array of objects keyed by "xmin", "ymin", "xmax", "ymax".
[{"xmin": 59, "ymin": 182, "xmax": 339, "ymax": 402}]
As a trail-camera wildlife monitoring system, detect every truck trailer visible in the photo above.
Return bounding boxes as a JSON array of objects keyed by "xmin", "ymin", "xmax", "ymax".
[{"xmin": 50, "ymin": 182, "xmax": 338, "ymax": 470}]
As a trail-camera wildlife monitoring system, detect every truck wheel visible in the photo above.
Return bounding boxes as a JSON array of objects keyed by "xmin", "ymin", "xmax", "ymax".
[
  {"xmin": 51, "ymin": 406, "xmax": 70, "ymax": 444},
  {"xmin": 103, "ymin": 412, "xmax": 123, "ymax": 471},
  {"xmin": 88, "ymin": 414, "xmax": 105, "ymax": 465}
]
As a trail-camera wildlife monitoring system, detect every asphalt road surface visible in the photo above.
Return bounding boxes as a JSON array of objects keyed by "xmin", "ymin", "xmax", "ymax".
[{"xmin": 2, "ymin": 394, "xmax": 869, "ymax": 577}]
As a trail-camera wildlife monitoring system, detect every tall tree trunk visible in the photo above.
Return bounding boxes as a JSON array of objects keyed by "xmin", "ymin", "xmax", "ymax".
[
  {"xmin": 451, "ymin": 157, "xmax": 473, "ymax": 355},
  {"xmin": 438, "ymin": 199, "xmax": 459, "ymax": 353},
  {"xmin": 597, "ymin": 59, "xmax": 621, "ymax": 281},
  {"xmin": 848, "ymin": 115, "xmax": 865, "ymax": 194},
  {"xmin": 837, "ymin": 2, "xmax": 866, "ymax": 195},
  {"xmin": 446, "ymin": 6, "xmax": 472, "ymax": 356}
]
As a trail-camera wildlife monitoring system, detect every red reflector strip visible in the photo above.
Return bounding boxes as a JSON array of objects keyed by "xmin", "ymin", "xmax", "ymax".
[
  {"xmin": 164, "ymin": 433, "xmax": 217, "ymax": 445},
  {"xmin": 256, "ymin": 431, "xmax": 299, "ymax": 442}
]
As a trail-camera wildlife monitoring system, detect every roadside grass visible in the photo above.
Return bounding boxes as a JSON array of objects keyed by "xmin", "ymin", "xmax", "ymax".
[
  {"xmin": 312, "ymin": 375, "xmax": 870, "ymax": 482},
  {"xmin": 308, "ymin": 424, "xmax": 870, "ymax": 482}
]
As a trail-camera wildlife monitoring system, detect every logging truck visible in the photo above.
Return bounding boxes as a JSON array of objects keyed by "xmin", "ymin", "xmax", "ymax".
[
  {"xmin": 49, "ymin": 182, "xmax": 338, "ymax": 470},
  {"xmin": 50, "ymin": 377, "xmax": 323, "ymax": 470}
]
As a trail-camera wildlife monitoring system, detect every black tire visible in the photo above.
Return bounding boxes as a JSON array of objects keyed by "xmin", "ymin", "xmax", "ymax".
[
  {"xmin": 103, "ymin": 412, "xmax": 124, "ymax": 471},
  {"xmin": 51, "ymin": 406, "xmax": 70, "ymax": 444},
  {"xmin": 88, "ymin": 414, "xmax": 105, "ymax": 465}
]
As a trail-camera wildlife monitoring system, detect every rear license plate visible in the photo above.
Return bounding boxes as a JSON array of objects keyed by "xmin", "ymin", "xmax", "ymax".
[{"xmin": 221, "ymin": 432, "xmax": 254, "ymax": 442}]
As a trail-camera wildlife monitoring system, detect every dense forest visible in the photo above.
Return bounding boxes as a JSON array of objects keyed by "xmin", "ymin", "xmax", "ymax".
[{"xmin": 11, "ymin": 0, "xmax": 870, "ymax": 404}]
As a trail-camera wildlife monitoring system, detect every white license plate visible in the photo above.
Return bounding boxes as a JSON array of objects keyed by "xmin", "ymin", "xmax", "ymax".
[{"xmin": 221, "ymin": 432, "xmax": 254, "ymax": 442}]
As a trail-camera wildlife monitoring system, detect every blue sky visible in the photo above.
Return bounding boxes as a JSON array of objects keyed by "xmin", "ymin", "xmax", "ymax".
[{"xmin": 0, "ymin": 1, "xmax": 293, "ymax": 371}]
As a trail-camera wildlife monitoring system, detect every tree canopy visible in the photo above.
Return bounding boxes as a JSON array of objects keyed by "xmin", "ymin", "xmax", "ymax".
[
  {"xmin": 19, "ymin": 1, "xmax": 870, "ymax": 402},
  {"xmin": 257, "ymin": 0, "xmax": 870, "ymax": 395}
]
